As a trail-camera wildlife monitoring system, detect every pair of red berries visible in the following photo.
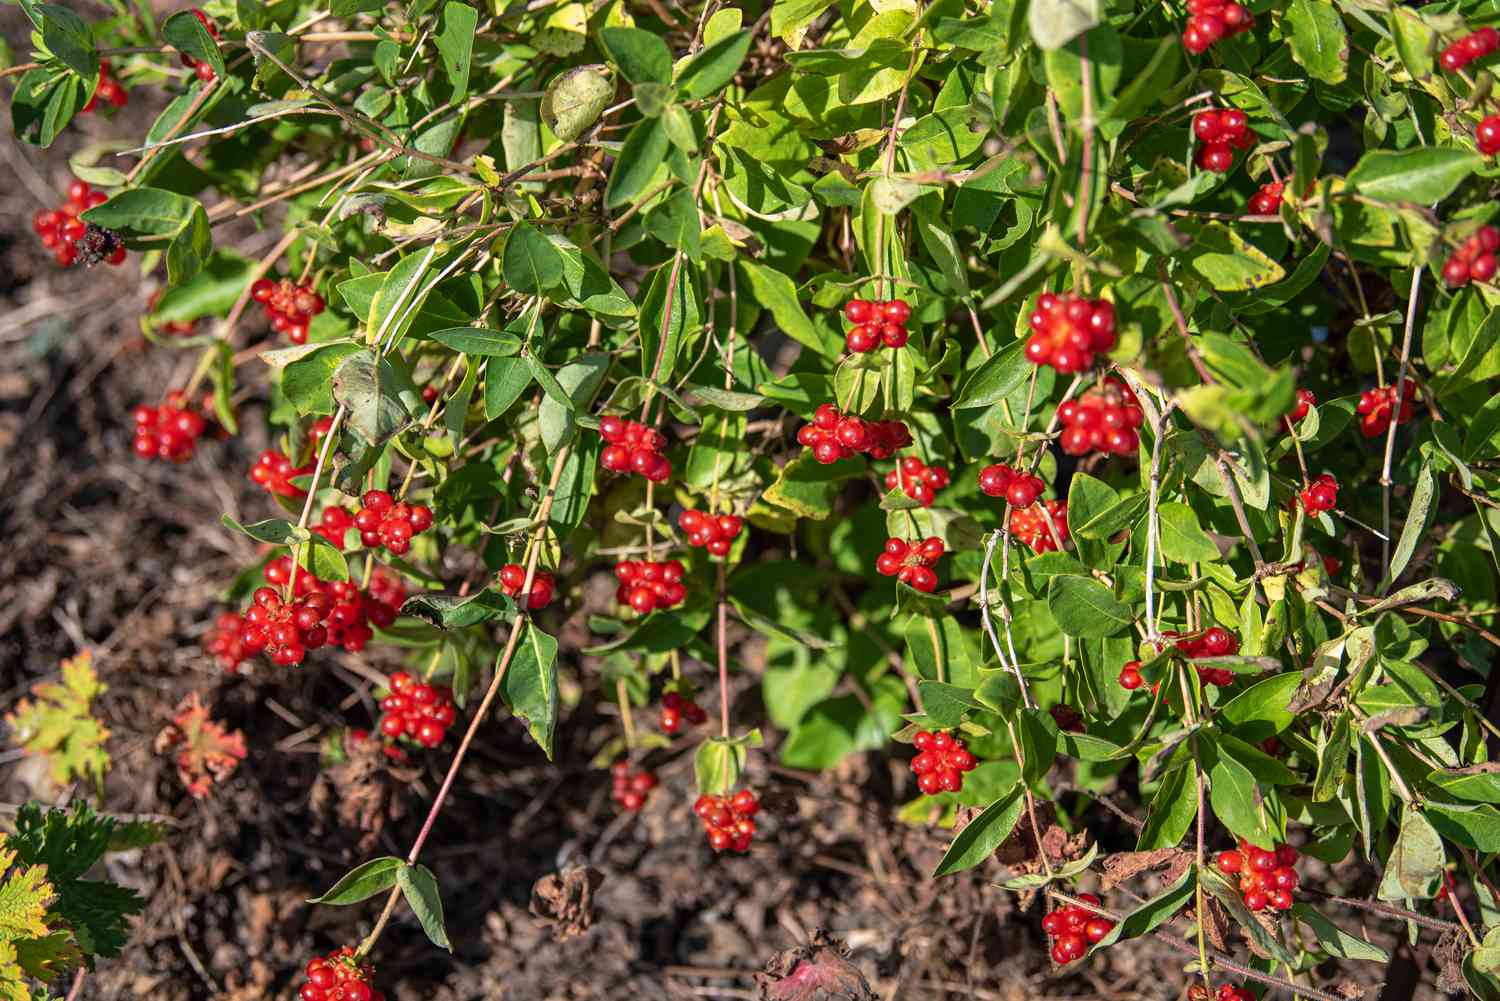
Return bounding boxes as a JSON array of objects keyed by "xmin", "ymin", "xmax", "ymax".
[
  {"xmin": 1299, "ymin": 473, "xmax": 1339, "ymax": 515},
  {"xmin": 1180, "ymin": 0, "xmax": 1252, "ymax": 54},
  {"xmin": 614, "ymin": 560, "xmax": 688, "ymax": 613},
  {"xmin": 1010, "ymin": 500, "xmax": 1069, "ymax": 554},
  {"xmin": 1356, "ymin": 381, "xmax": 1416, "ymax": 438},
  {"xmin": 598, "ymin": 415, "xmax": 672, "ymax": 482},
  {"xmin": 1441, "ymin": 26, "xmax": 1499, "ymax": 72},
  {"xmin": 843, "ymin": 298, "xmax": 913, "ymax": 353},
  {"xmin": 660, "ymin": 691, "xmax": 707, "ymax": 733},
  {"xmin": 250, "ymin": 277, "xmax": 327, "ymax": 344},
  {"xmin": 82, "ymin": 60, "xmax": 129, "ymax": 113},
  {"xmin": 1042, "ymin": 895, "xmax": 1115, "ymax": 965},
  {"xmin": 1058, "ymin": 377, "xmax": 1144, "ymax": 457},
  {"xmin": 694, "ymin": 789, "xmax": 760, "ymax": 852},
  {"xmin": 132, "ymin": 391, "xmax": 209, "ymax": 462},
  {"xmin": 178, "ymin": 9, "xmax": 221, "ymax": 82},
  {"xmin": 32, "ymin": 181, "xmax": 124, "ymax": 268},
  {"xmin": 297, "ymin": 948, "xmax": 383, "ymax": 1001},
  {"xmin": 1194, "ymin": 108, "xmax": 1255, "ymax": 173},
  {"xmin": 1218, "ymin": 841, "xmax": 1300, "ymax": 912},
  {"xmin": 678, "ymin": 509, "xmax": 743, "ymax": 556},
  {"xmin": 497, "ymin": 564, "xmax": 556, "ymax": 609},
  {"xmin": 1247, "ymin": 180, "xmax": 1285, "ymax": 216},
  {"xmin": 977, "ymin": 463, "xmax": 1045, "ymax": 507},
  {"xmin": 249, "ymin": 449, "xmax": 312, "ymax": 498},
  {"xmin": 377, "ymin": 671, "xmax": 456, "ymax": 749},
  {"xmin": 610, "ymin": 761, "xmax": 659, "ymax": 811},
  {"xmin": 1441, "ymin": 226, "xmax": 1500, "ymax": 286},
  {"xmin": 352, "ymin": 490, "xmax": 433, "ymax": 555},
  {"xmin": 1190, "ymin": 984, "xmax": 1255, "ymax": 1001},
  {"xmin": 1025, "ymin": 293, "xmax": 1118, "ymax": 373},
  {"xmin": 875, "ymin": 537, "xmax": 945, "ymax": 592},
  {"xmin": 884, "ymin": 456, "xmax": 950, "ymax": 506},
  {"xmin": 909, "ymin": 730, "xmax": 978, "ymax": 794},
  {"xmin": 798, "ymin": 404, "xmax": 912, "ymax": 464}
]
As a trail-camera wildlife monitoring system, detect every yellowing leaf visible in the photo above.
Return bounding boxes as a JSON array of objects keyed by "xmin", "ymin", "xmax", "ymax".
[
  {"xmin": 0, "ymin": 845, "xmax": 55, "ymax": 942},
  {"xmin": 4, "ymin": 652, "xmax": 110, "ymax": 787},
  {"xmin": 535, "ymin": 3, "xmax": 587, "ymax": 56}
]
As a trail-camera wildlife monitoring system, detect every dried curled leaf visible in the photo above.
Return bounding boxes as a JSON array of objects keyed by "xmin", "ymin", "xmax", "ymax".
[
  {"xmin": 757, "ymin": 931, "xmax": 876, "ymax": 1001},
  {"xmin": 154, "ymin": 692, "xmax": 247, "ymax": 799},
  {"xmin": 529, "ymin": 866, "xmax": 605, "ymax": 940},
  {"xmin": 5, "ymin": 651, "xmax": 110, "ymax": 787}
]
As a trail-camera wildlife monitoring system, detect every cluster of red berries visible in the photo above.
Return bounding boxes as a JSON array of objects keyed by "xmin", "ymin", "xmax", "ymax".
[
  {"xmin": 678, "ymin": 509, "xmax": 744, "ymax": 556},
  {"xmin": 610, "ymin": 761, "xmax": 659, "ymax": 811},
  {"xmin": 178, "ymin": 9, "xmax": 221, "ymax": 82},
  {"xmin": 496, "ymin": 564, "xmax": 557, "ymax": 609},
  {"xmin": 598, "ymin": 415, "xmax": 672, "ymax": 482},
  {"xmin": 1194, "ymin": 108, "xmax": 1254, "ymax": 173},
  {"xmin": 1217, "ymin": 841, "xmax": 1300, "ymax": 912},
  {"xmin": 1189, "ymin": 985, "xmax": 1255, "ymax": 1001},
  {"xmin": 842, "ymin": 298, "xmax": 913, "ymax": 353},
  {"xmin": 132, "ymin": 391, "xmax": 209, "ymax": 462},
  {"xmin": 377, "ymin": 671, "xmax": 457, "ymax": 749},
  {"xmin": 977, "ymin": 463, "xmax": 1045, "ymax": 507},
  {"xmin": 1357, "ymin": 380, "xmax": 1416, "ymax": 438},
  {"xmin": 297, "ymin": 948, "xmax": 383, "ymax": 1001},
  {"xmin": 249, "ymin": 450, "xmax": 312, "ymax": 498},
  {"xmin": 1010, "ymin": 500, "xmax": 1069, "ymax": 553},
  {"xmin": 614, "ymin": 560, "xmax": 688, "ymax": 613},
  {"xmin": 1247, "ymin": 180, "xmax": 1284, "ymax": 216},
  {"xmin": 32, "ymin": 181, "xmax": 123, "ymax": 268},
  {"xmin": 660, "ymin": 691, "xmax": 707, "ymax": 733},
  {"xmin": 1025, "ymin": 293, "xmax": 1118, "ymax": 373},
  {"xmin": 693, "ymin": 789, "xmax": 759, "ymax": 852},
  {"xmin": 1442, "ymin": 226, "xmax": 1499, "ymax": 286},
  {"xmin": 1058, "ymin": 377, "xmax": 1144, "ymax": 457},
  {"xmin": 884, "ymin": 456, "xmax": 950, "ymax": 506},
  {"xmin": 1299, "ymin": 473, "xmax": 1339, "ymax": 515},
  {"xmin": 1119, "ymin": 625, "xmax": 1241, "ymax": 690},
  {"xmin": 1440, "ymin": 26, "xmax": 1499, "ymax": 72},
  {"xmin": 239, "ymin": 584, "xmax": 332, "ymax": 667},
  {"xmin": 250, "ymin": 277, "xmax": 327, "ymax": 344},
  {"xmin": 909, "ymin": 730, "xmax": 978, "ymax": 795},
  {"xmin": 350, "ymin": 490, "xmax": 433, "ymax": 555},
  {"xmin": 875, "ymin": 537, "xmax": 945, "ymax": 592},
  {"xmin": 1285, "ymin": 387, "xmax": 1316, "ymax": 430},
  {"xmin": 83, "ymin": 60, "xmax": 129, "ymax": 113},
  {"xmin": 313, "ymin": 507, "xmax": 354, "ymax": 547},
  {"xmin": 1042, "ymin": 896, "xmax": 1115, "ymax": 965},
  {"xmin": 798, "ymin": 404, "xmax": 912, "ymax": 464},
  {"xmin": 1180, "ymin": 0, "xmax": 1252, "ymax": 54}
]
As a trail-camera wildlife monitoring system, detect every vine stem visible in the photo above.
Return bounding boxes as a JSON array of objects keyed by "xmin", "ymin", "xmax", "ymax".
[
  {"xmin": 1142, "ymin": 397, "xmax": 1173, "ymax": 642},
  {"xmin": 716, "ymin": 560, "xmax": 730, "ymax": 739},
  {"xmin": 617, "ymin": 677, "xmax": 637, "ymax": 750},
  {"xmin": 1006, "ymin": 721, "xmax": 1052, "ymax": 879},
  {"xmin": 358, "ymin": 443, "xmax": 573, "ymax": 956},
  {"xmin": 978, "ymin": 529, "xmax": 1033, "ymax": 709},
  {"xmin": 640, "ymin": 252, "xmax": 685, "ymax": 423},
  {"xmin": 1379, "ymin": 270, "xmax": 1422, "ymax": 587}
]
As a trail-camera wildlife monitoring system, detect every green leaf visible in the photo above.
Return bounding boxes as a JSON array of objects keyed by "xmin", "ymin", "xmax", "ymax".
[
  {"xmin": 954, "ymin": 340, "xmax": 1029, "ymax": 410},
  {"xmin": 1157, "ymin": 502, "xmax": 1219, "ymax": 563},
  {"xmin": 1283, "ymin": 0, "xmax": 1348, "ymax": 85},
  {"xmin": 501, "ymin": 623, "xmax": 560, "ymax": 759},
  {"xmin": 1348, "ymin": 148, "xmax": 1482, "ymax": 205},
  {"xmin": 428, "ymin": 326, "xmax": 523, "ymax": 357},
  {"xmin": 1377, "ymin": 805, "xmax": 1444, "ymax": 900},
  {"xmin": 484, "ymin": 356, "xmax": 534, "ymax": 419},
  {"xmin": 1380, "ymin": 459, "xmax": 1435, "ymax": 591},
  {"xmin": 1181, "ymin": 222, "xmax": 1287, "ymax": 292},
  {"xmin": 220, "ymin": 515, "xmax": 309, "ymax": 546},
  {"xmin": 599, "ymin": 27, "xmax": 673, "ymax": 85},
  {"xmin": 38, "ymin": 4, "xmax": 98, "ymax": 80},
  {"xmin": 695, "ymin": 736, "xmax": 746, "ymax": 796},
  {"xmin": 1137, "ymin": 762, "xmax": 1196, "ymax": 849},
  {"xmin": 435, "ymin": 2, "xmax": 478, "ymax": 102},
  {"xmin": 396, "ymin": 863, "xmax": 451, "ymax": 951},
  {"xmin": 162, "ymin": 9, "xmax": 225, "ymax": 79},
  {"xmin": 736, "ymin": 260, "xmax": 836, "ymax": 358},
  {"xmin": 1089, "ymin": 866, "xmax": 1194, "ymax": 949},
  {"xmin": 1207, "ymin": 739, "xmax": 1274, "ymax": 847},
  {"xmin": 81, "ymin": 187, "xmax": 200, "ymax": 238},
  {"xmin": 400, "ymin": 589, "xmax": 514, "ymax": 629},
  {"xmin": 731, "ymin": 599, "xmax": 836, "ymax": 649},
  {"xmin": 646, "ymin": 188, "xmax": 703, "ymax": 260},
  {"xmin": 503, "ymin": 223, "xmax": 566, "ymax": 294},
  {"xmin": 676, "ymin": 30, "xmax": 752, "ymax": 100},
  {"xmin": 1046, "ymin": 575, "xmax": 1132, "ymax": 637},
  {"xmin": 541, "ymin": 66, "xmax": 612, "ymax": 143},
  {"xmin": 1289, "ymin": 903, "xmax": 1390, "ymax": 962},
  {"xmin": 308, "ymin": 857, "xmax": 404, "ymax": 905},
  {"xmin": 540, "ymin": 352, "xmax": 610, "ymax": 453},
  {"xmin": 638, "ymin": 260, "xmax": 697, "ymax": 384},
  {"xmin": 332, "ymin": 352, "xmax": 413, "ymax": 446},
  {"xmin": 605, "ymin": 116, "xmax": 671, "ymax": 209},
  {"xmin": 1029, "ymin": 0, "xmax": 1099, "ymax": 50},
  {"xmin": 932, "ymin": 786, "xmax": 1024, "ymax": 877}
]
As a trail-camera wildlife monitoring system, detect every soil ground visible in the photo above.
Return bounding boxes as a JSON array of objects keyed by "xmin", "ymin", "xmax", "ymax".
[{"xmin": 0, "ymin": 8, "xmax": 1448, "ymax": 1000}]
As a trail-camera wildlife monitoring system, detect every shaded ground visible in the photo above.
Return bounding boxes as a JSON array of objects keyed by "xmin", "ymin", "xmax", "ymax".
[{"xmin": 0, "ymin": 12, "xmax": 1449, "ymax": 1001}]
